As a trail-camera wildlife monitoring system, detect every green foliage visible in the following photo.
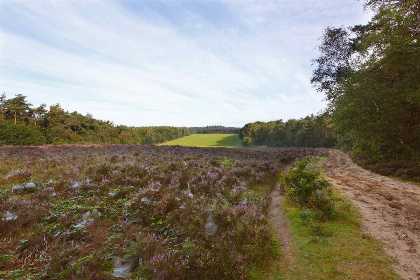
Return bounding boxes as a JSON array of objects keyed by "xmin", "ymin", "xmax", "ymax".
[
  {"xmin": 283, "ymin": 158, "xmax": 334, "ymax": 216},
  {"xmin": 0, "ymin": 122, "xmax": 46, "ymax": 146},
  {"xmin": 312, "ymin": 0, "xmax": 420, "ymax": 160},
  {"xmin": 190, "ymin": 125, "xmax": 240, "ymax": 134},
  {"xmin": 0, "ymin": 94, "xmax": 190, "ymax": 146},
  {"xmin": 221, "ymin": 158, "xmax": 234, "ymax": 169},
  {"xmin": 239, "ymin": 113, "xmax": 336, "ymax": 148}
]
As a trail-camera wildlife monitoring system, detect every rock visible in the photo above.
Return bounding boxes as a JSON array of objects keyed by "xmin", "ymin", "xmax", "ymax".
[
  {"xmin": 2, "ymin": 211, "xmax": 18, "ymax": 221},
  {"xmin": 204, "ymin": 216, "xmax": 217, "ymax": 236},
  {"xmin": 111, "ymin": 257, "xmax": 136, "ymax": 278},
  {"xmin": 74, "ymin": 220, "xmax": 91, "ymax": 229},
  {"xmin": 187, "ymin": 191, "xmax": 194, "ymax": 198},
  {"xmin": 48, "ymin": 179, "xmax": 56, "ymax": 184},
  {"xmin": 108, "ymin": 192, "xmax": 117, "ymax": 197},
  {"xmin": 74, "ymin": 211, "xmax": 99, "ymax": 229},
  {"xmin": 11, "ymin": 182, "xmax": 36, "ymax": 191},
  {"xmin": 141, "ymin": 197, "xmax": 150, "ymax": 204},
  {"xmin": 12, "ymin": 185, "xmax": 24, "ymax": 191},
  {"xmin": 24, "ymin": 182, "xmax": 36, "ymax": 189},
  {"xmin": 71, "ymin": 181, "xmax": 81, "ymax": 189},
  {"xmin": 6, "ymin": 170, "xmax": 21, "ymax": 178}
]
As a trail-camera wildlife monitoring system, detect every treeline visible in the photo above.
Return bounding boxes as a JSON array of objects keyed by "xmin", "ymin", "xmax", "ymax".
[
  {"xmin": 239, "ymin": 113, "xmax": 336, "ymax": 148},
  {"xmin": 190, "ymin": 126, "xmax": 240, "ymax": 134},
  {"xmin": 0, "ymin": 94, "xmax": 190, "ymax": 146},
  {"xmin": 311, "ymin": 0, "xmax": 419, "ymax": 160}
]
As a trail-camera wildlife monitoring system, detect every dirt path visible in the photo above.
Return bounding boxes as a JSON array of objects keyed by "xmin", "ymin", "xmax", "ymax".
[
  {"xmin": 270, "ymin": 164, "xmax": 295, "ymax": 264},
  {"xmin": 269, "ymin": 182, "xmax": 294, "ymax": 264},
  {"xmin": 323, "ymin": 150, "xmax": 420, "ymax": 280}
]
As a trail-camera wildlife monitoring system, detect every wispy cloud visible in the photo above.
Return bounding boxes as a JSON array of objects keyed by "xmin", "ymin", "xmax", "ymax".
[{"xmin": 0, "ymin": 0, "xmax": 369, "ymax": 126}]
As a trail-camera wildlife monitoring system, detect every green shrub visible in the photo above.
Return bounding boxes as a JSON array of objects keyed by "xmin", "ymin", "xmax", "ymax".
[
  {"xmin": 283, "ymin": 158, "xmax": 334, "ymax": 216},
  {"xmin": 0, "ymin": 122, "xmax": 46, "ymax": 146}
]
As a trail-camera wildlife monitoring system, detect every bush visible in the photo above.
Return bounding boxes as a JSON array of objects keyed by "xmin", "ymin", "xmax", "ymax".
[
  {"xmin": 283, "ymin": 158, "xmax": 334, "ymax": 216},
  {"xmin": 0, "ymin": 122, "xmax": 46, "ymax": 146}
]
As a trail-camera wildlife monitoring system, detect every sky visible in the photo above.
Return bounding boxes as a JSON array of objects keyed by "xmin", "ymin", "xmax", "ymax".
[{"xmin": 0, "ymin": 0, "xmax": 371, "ymax": 127}]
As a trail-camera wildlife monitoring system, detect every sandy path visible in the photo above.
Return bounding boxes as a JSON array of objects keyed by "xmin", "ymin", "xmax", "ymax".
[
  {"xmin": 323, "ymin": 150, "xmax": 420, "ymax": 280},
  {"xmin": 270, "ymin": 164, "xmax": 294, "ymax": 264},
  {"xmin": 269, "ymin": 182, "xmax": 294, "ymax": 264}
]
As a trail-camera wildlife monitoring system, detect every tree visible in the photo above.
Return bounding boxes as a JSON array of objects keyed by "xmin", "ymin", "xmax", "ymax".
[
  {"xmin": 34, "ymin": 104, "xmax": 47, "ymax": 127},
  {"xmin": 0, "ymin": 93, "xmax": 6, "ymax": 121},
  {"xmin": 312, "ymin": 0, "xmax": 420, "ymax": 159},
  {"xmin": 4, "ymin": 94, "xmax": 32, "ymax": 125}
]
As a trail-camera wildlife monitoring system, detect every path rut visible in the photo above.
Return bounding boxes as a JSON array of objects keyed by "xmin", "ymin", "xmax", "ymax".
[
  {"xmin": 269, "ymin": 183, "xmax": 294, "ymax": 264},
  {"xmin": 269, "ymin": 164, "xmax": 294, "ymax": 264}
]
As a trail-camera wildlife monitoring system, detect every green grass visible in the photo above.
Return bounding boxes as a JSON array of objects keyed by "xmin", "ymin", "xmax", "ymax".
[
  {"xmin": 252, "ymin": 158, "xmax": 399, "ymax": 280},
  {"xmin": 161, "ymin": 134, "xmax": 243, "ymax": 148}
]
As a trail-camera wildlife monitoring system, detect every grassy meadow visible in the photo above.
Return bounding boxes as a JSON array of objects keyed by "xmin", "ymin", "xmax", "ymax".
[{"xmin": 161, "ymin": 134, "xmax": 242, "ymax": 148}]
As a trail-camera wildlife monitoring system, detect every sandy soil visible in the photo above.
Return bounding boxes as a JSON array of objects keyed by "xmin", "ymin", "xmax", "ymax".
[
  {"xmin": 270, "ymin": 164, "xmax": 294, "ymax": 264},
  {"xmin": 323, "ymin": 150, "xmax": 420, "ymax": 280},
  {"xmin": 269, "ymin": 182, "xmax": 294, "ymax": 264}
]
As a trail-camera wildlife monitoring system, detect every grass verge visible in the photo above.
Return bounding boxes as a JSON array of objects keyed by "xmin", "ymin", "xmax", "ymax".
[{"xmin": 252, "ymin": 158, "xmax": 399, "ymax": 280}]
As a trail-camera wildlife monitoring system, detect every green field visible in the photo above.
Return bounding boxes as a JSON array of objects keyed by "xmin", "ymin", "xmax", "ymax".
[{"xmin": 162, "ymin": 134, "xmax": 243, "ymax": 147}]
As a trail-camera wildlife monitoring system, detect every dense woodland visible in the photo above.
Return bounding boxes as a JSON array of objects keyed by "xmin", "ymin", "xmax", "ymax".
[
  {"xmin": 243, "ymin": 0, "xmax": 419, "ymax": 163},
  {"xmin": 0, "ymin": 94, "xmax": 190, "ymax": 146},
  {"xmin": 311, "ymin": 0, "xmax": 419, "ymax": 161},
  {"xmin": 239, "ymin": 113, "xmax": 336, "ymax": 148},
  {"xmin": 190, "ymin": 126, "xmax": 240, "ymax": 134}
]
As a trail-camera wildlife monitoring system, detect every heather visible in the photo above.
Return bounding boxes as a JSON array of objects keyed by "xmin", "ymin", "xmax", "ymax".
[{"xmin": 0, "ymin": 145, "xmax": 328, "ymax": 279}]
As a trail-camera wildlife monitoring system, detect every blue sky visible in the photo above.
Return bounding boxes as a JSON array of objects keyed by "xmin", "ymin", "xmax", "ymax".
[{"xmin": 0, "ymin": 0, "xmax": 370, "ymax": 127}]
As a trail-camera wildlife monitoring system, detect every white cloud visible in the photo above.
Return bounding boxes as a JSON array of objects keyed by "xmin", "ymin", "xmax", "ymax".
[{"xmin": 0, "ymin": 0, "xmax": 370, "ymax": 126}]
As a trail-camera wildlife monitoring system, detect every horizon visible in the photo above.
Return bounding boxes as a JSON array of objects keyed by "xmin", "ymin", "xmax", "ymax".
[{"xmin": 0, "ymin": 0, "xmax": 370, "ymax": 127}]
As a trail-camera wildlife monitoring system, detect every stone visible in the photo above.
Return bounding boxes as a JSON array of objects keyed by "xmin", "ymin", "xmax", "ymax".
[
  {"xmin": 111, "ymin": 257, "xmax": 136, "ymax": 278},
  {"xmin": 141, "ymin": 197, "xmax": 150, "ymax": 204},
  {"xmin": 12, "ymin": 182, "xmax": 36, "ymax": 191},
  {"xmin": 71, "ymin": 181, "xmax": 81, "ymax": 189},
  {"xmin": 204, "ymin": 216, "xmax": 217, "ymax": 236},
  {"xmin": 24, "ymin": 182, "xmax": 36, "ymax": 189},
  {"xmin": 74, "ymin": 211, "xmax": 99, "ymax": 229},
  {"xmin": 12, "ymin": 185, "xmax": 24, "ymax": 191},
  {"xmin": 6, "ymin": 170, "xmax": 21, "ymax": 178},
  {"xmin": 3, "ymin": 211, "xmax": 18, "ymax": 221},
  {"xmin": 108, "ymin": 192, "xmax": 117, "ymax": 197}
]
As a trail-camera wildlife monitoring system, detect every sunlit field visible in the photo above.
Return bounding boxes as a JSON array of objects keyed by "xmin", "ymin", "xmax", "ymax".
[{"xmin": 161, "ymin": 134, "xmax": 242, "ymax": 148}]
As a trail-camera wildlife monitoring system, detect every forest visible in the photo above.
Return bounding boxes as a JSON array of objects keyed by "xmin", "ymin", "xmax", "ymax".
[
  {"xmin": 311, "ymin": 0, "xmax": 419, "ymax": 161},
  {"xmin": 0, "ymin": 94, "xmax": 190, "ymax": 146},
  {"xmin": 239, "ymin": 113, "xmax": 336, "ymax": 148},
  {"xmin": 190, "ymin": 126, "xmax": 240, "ymax": 134},
  {"xmin": 241, "ymin": 0, "xmax": 419, "ymax": 180}
]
